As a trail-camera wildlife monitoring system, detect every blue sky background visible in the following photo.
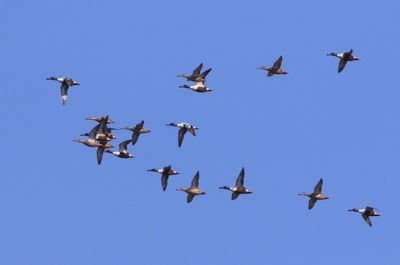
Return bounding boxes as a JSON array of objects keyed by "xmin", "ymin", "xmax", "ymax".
[{"xmin": 1, "ymin": 0, "xmax": 399, "ymax": 264}]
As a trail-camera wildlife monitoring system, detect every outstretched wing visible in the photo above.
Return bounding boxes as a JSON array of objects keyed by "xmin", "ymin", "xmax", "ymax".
[
  {"xmin": 313, "ymin": 178, "xmax": 323, "ymax": 194},
  {"xmin": 97, "ymin": 147, "xmax": 105, "ymax": 165},
  {"xmin": 272, "ymin": 56, "xmax": 283, "ymax": 70},
  {"xmin": 60, "ymin": 83, "xmax": 69, "ymax": 105},
  {"xmin": 236, "ymin": 168, "xmax": 245, "ymax": 187},
  {"xmin": 308, "ymin": 198, "xmax": 317, "ymax": 209},
  {"xmin": 119, "ymin": 140, "xmax": 132, "ymax": 152},
  {"xmin": 178, "ymin": 127, "xmax": 187, "ymax": 147},
  {"xmin": 362, "ymin": 214, "xmax": 372, "ymax": 227},
  {"xmin": 187, "ymin": 194, "xmax": 195, "ymax": 203},
  {"xmin": 161, "ymin": 173, "xmax": 169, "ymax": 191},
  {"xmin": 88, "ymin": 124, "xmax": 101, "ymax": 139},
  {"xmin": 134, "ymin": 120, "xmax": 145, "ymax": 131},
  {"xmin": 191, "ymin": 171, "xmax": 200, "ymax": 188},
  {"xmin": 231, "ymin": 192, "xmax": 240, "ymax": 200},
  {"xmin": 131, "ymin": 131, "xmax": 140, "ymax": 145},
  {"xmin": 200, "ymin": 68, "xmax": 212, "ymax": 79},
  {"xmin": 192, "ymin": 63, "xmax": 203, "ymax": 77},
  {"xmin": 338, "ymin": 58, "xmax": 348, "ymax": 73}
]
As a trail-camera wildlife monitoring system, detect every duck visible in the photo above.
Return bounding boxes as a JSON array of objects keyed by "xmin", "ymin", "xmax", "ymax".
[
  {"xmin": 258, "ymin": 56, "xmax": 287, "ymax": 76},
  {"xmin": 46, "ymin": 76, "xmax": 80, "ymax": 105},
  {"xmin": 179, "ymin": 81, "xmax": 213, "ymax": 93},
  {"xmin": 84, "ymin": 116, "xmax": 117, "ymax": 143},
  {"xmin": 348, "ymin": 206, "xmax": 380, "ymax": 227},
  {"xmin": 219, "ymin": 167, "xmax": 252, "ymax": 200},
  {"xmin": 147, "ymin": 165, "xmax": 180, "ymax": 191},
  {"xmin": 105, "ymin": 140, "xmax": 135, "ymax": 159},
  {"xmin": 327, "ymin": 49, "xmax": 359, "ymax": 73},
  {"xmin": 176, "ymin": 171, "xmax": 206, "ymax": 203},
  {"xmin": 178, "ymin": 63, "xmax": 212, "ymax": 82},
  {"xmin": 85, "ymin": 117, "xmax": 115, "ymax": 124},
  {"xmin": 120, "ymin": 120, "xmax": 151, "ymax": 145},
  {"xmin": 166, "ymin": 122, "xmax": 198, "ymax": 147},
  {"xmin": 298, "ymin": 178, "xmax": 329, "ymax": 209}
]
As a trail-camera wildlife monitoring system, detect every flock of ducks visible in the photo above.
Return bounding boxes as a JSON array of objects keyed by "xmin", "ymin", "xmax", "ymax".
[{"xmin": 46, "ymin": 49, "xmax": 380, "ymax": 227}]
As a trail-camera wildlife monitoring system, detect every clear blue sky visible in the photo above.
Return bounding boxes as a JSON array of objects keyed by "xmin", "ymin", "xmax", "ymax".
[{"xmin": 1, "ymin": 0, "xmax": 399, "ymax": 264}]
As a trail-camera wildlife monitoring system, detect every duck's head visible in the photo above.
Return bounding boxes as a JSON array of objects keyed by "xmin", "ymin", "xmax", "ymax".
[
  {"xmin": 177, "ymin": 73, "xmax": 189, "ymax": 78},
  {"xmin": 128, "ymin": 154, "xmax": 135, "ymax": 158},
  {"xmin": 147, "ymin": 168, "xmax": 158, "ymax": 172},
  {"xmin": 257, "ymin": 66, "xmax": 268, "ymax": 70},
  {"xmin": 327, "ymin": 52, "xmax": 337, "ymax": 56},
  {"xmin": 72, "ymin": 80, "xmax": 80, "ymax": 86},
  {"xmin": 166, "ymin": 123, "xmax": 177, "ymax": 127},
  {"xmin": 141, "ymin": 129, "xmax": 151, "ymax": 133}
]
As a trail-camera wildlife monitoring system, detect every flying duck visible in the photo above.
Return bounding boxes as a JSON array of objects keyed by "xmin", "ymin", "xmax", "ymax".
[
  {"xmin": 178, "ymin": 63, "xmax": 212, "ymax": 82},
  {"xmin": 46, "ymin": 77, "xmax": 80, "ymax": 105},
  {"xmin": 121, "ymin": 120, "xmax": 151, "ymax": 145},
  {"xmin": 105, "ymin": 140, "xmax": 135, "ymax": 159},
  {"xmin": 348, "ymin": 206, "xmax": 380, "ymax": 227},
  {"xmin": 147, "ymin": 165, "xmax": 180, "ymax": 191},
  {"xmin": 298, "ymin": 178, "xmax": 329, "ymax": 209},
  {"xmin": 81, "ymin": 116, "xmax": 117, "ymax": 144},
  {"xmin": 219, "ymin": 167, "xmax": 252, "ymax": 200},
  {"xmin": 258, "ymin": 56, "xmax": 287, "ymax": 76},
  {"xmin": 327, "ymin": 49, "xmax": 359, "ymax": 73},
  {"xmin": 166, "ymin": 122, "xmax": 198, "ymax": 147},
  {"xmin": 176, "ymin": 171, "xmax": 206, "ymax": 203},
  {"xmin": 179, "ymin": 81, "xmax": 213, "ymax": 93}
]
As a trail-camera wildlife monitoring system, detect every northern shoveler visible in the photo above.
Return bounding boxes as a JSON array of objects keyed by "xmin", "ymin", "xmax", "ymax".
[
  {"xmin": 219, "ymin": 167, "xmax": 252, "ymax": 200},
  {"xmin": 148, "ymin": 165, "xmax": 180, "ymax": 191},
  {"xmin": 176, "ymin": 171, "xmax": 206, "ymax": 203},
  {"xmin": 166, "ymin": 122, "xmax": 198, "ymax": 147},
  {"xmin": 298, "ymin": 178, "xmax": 329, "ymax": 209},
  {"xmin": 348, "ymin": 206, "xmax": 380, "ymax": 227},
  {"xmin": 258, "ymin": 56, "xmax": 287, "ymax": 76},
  {"xmin": 121, "ymin": 120, "xmax": 151, "ymax": 145},
  {"xmin": 46, "ymin": 77, "xmax": 80, "ymax": 105},
  {"xmin": 178, "ymin": 63, "xmax": 212, "ymax": 82},
  {"xmin": 327, "ymin": 49, "xmax": 359, "ymax": 73}
]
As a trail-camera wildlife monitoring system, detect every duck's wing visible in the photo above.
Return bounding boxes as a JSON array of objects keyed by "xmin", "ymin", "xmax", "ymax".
[
  {"xmin": 131, "ymin": 131, "xmax": 140, "ymax": 145},
  {"xmin": 308, "ymin": 198, "xmax": 317, "ymax": 209},
  {"xmin": 187, "ymin": 193, "xmax": 195, "ymax": 203},
  {"xmin": 235, "ymin": 167, "xmax": 245, "ymax": 187},
  {"xmin": 231, "ymin": 192, "xmax": 240, "ymax": 200},
  {"xmin": 60, "ymin": 83, "xmax": 69, "ymax": 105},
  {"xmin": 161, "ymin": 173, "xmax": 169, "ymax": 191},
  {"xmin": 313, "ymin": 178, "xmax": 323, "ymax": 194},
  {"xmin": 192, "ymin": 63, "xmax": 203, "ymax": 77},
  {"xmin": 272, "ymin": 56, "xmax": 283, "ymax": 70},
  {"xmin": 134, "ymin": 120, "xmax": 145, "ymax": 131},
  {"xmin": 200, "ymin": 68, "xmax": 212, "ymax": 79},
  {"xmin": 191, "ymin": 171, "xmax": 200, "ymax": 188},
  {"xmin": 338, "ymin": 58, "xmax": 348, "ymax": 73},
  {"xmin": 119, "ymin": 140, "xmax": 132, "ymax": 152},
  {"xmin": 178, "ymin": 127, "xmax": 187, "ymax": 147},
  {"xmin": 362, "ymin": 214, "xmax": 372, "ymax": 226},
  {"xmin": 88, "ymin": 124, "xmax": 101, "ymax": 139},
  {"xmin": 97, "ymin": 146, "xmax": 105, "ymax": 165}
]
